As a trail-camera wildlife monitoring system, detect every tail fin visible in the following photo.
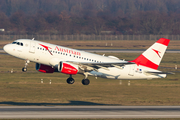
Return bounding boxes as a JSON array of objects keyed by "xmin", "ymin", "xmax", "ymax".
[{"xmin": 130, "ymin": 38, "xmax": 170, "ymax": 70}]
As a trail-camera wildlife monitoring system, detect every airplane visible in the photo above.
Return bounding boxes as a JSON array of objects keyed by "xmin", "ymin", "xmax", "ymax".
[{"xmin": 3, "ymin": 38, "xmax": 171, "ymax": 85}]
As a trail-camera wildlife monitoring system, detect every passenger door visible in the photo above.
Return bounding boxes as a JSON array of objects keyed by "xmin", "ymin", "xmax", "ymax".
[
  {"xmin": 128, "ymin": 65, "xmax": 135, "ymax": 76},
  {"xmin": 29, "ymin": 41, "xmax": 36, "ymax": 53}
]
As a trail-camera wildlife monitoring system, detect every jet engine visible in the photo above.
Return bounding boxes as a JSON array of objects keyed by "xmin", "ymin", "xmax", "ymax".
[
  {"xmin": 58, "ymin": 62, "xmax": 78, "ymax": 75},
  {"xmin": 36, "ymin": 63, "xmax": 55, "ymax": 73}
]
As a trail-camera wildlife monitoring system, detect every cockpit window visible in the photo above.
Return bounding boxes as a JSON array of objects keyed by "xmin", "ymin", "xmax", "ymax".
[{"xmin": 12, "ymin": 41, "xmax": 23, "ymax": 46}]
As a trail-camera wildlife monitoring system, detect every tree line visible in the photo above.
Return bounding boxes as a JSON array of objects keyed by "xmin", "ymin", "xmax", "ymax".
[{"xmin": 0, "ymin": 0, "xmax": 180, "ymax": 35}]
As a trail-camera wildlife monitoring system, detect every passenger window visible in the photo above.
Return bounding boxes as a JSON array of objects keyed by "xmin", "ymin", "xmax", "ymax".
[
  {"xmin": 21, "ymin": 43, "xmax": 23, "ymax": 46},
  {"xmin": 12, "ymin": 42, "xmax": 17, "ymax": 44}
]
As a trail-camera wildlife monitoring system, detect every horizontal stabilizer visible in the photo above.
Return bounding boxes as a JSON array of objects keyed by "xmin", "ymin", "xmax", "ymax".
[{"xmin": 145, "ymin": 71, "xmax": 175, "ymax": 75}]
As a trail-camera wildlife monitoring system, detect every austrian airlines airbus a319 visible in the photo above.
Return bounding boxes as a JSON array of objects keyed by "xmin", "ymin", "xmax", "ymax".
[{"xmin": 3, "ymin": 38, "xmax": 171, "ymax": 85}]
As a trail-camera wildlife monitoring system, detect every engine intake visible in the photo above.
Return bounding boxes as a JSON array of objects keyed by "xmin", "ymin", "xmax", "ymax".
[
  {"xmin": 58, "ymin": 62, "xmax": 78, "ymax": 75},
  {"xmin": 36, "ymin": 63, "xmax": 55, "ymax": 73}
]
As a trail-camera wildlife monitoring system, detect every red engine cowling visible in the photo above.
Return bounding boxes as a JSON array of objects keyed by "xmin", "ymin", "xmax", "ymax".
[
  {"xmin": 58, "ymin": 62, "xmax": 78, "ymax": 75},
  {"xmin": 36, "ymin": 63, "xmax": 55, "ymax": 73}
]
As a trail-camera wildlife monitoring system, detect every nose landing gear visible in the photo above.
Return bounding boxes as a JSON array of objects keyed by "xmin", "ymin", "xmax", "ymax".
[
  {"xmin": 22, "ymin": 67, "xmax": 27, "ymax": 72},
  {"xmin": 22, "ymin": 60, "xmax": 30, "ymax": 72}
]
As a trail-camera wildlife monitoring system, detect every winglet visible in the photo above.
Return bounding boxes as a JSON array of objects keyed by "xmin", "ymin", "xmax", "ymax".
[{"xmin": 130, "ymin": 38, "xmax": 170, "ymax": 70}]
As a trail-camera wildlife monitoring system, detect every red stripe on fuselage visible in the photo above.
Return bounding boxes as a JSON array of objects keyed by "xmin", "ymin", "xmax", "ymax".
[
  {"xmin": 39, "ymin": 44, "xmax": 51, "ymax": 50},
  {"xmin": 39, "ymin": 44, "xmax": 53, "ymax": 55},
  {"xmin": 130, "ymin": 55, "xmax": 158, "ymax": 70}
]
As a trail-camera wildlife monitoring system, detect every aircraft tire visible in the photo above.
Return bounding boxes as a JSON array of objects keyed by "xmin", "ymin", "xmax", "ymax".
[
  {"xmin": 22, "ymin": 67, "xmax": 27, "ymax": 72},
  {"xmin": 82, "ymin": 79, "xmax": 90, "ymax": 85},
  {"xmin": 67, "ymin": 77, "xmax": 75, "ymax": 84}
]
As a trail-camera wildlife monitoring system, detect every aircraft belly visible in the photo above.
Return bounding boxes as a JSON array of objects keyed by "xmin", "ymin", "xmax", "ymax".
[
  {"xmin": 89, "ymin": 67, "xmax": 141, "ymax": 79},
  {"xmin": 89, "ymin": 66, "xmax": 151, "ymax": 80}
]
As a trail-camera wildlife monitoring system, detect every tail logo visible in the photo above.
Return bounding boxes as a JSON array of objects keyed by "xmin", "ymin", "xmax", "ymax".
[
  {"xmin": 130, "ymin": 38, "xmax": 170, "ymax": 70},
  {"xmin": 152, "ymin": 49, "xmax": 161, "ymax": 58}
]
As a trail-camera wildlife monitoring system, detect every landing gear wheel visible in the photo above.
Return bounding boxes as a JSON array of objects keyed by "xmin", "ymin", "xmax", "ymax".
[
  {"xmin": 67, "ymin": 77, "xmax": 75, "ymax": 84},
  {"xmin": 82, "ymin": 79, "xmax": 90, "ymax": 85},
  {"xmin": 22, "ymin": 60, "xmax": 30, "ymax": 72},
  {"xmin": 22, "ymin": 67, "xmax": 27, "ymax": 72}
]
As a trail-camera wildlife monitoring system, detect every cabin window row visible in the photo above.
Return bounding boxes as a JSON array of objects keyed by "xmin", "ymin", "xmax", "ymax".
[{"xmin": 37, "ymin": 47, "xmax": 101, "ymax": 63}]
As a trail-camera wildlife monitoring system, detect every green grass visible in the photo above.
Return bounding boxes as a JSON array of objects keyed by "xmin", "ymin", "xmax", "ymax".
[
  {"xmin": 0, "ymin": 53, "xmax": 180, "ymax": 106},
  {"xmin": 1, "ymin": 118, "xmax": 180, "ymax": 120},
  {"xmin": 0, "ymin": 118, "xmax": 179, "ymax": 120}
]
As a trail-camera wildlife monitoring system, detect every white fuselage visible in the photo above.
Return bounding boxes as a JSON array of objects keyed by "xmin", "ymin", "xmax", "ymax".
[{"xmin": 3, "ymin": 39, "xmax": 166, "ymax": 80}]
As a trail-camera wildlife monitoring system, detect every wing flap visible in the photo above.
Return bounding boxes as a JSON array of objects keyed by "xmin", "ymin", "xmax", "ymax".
[{"xmin": 67, "ymin": 61, "xmax": 135, "ymax": 71}]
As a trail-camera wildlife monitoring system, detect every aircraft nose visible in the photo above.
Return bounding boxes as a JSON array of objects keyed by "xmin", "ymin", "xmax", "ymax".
[{"xmin": 3, "ymin": 44, "xmax": 9, "ymax": 53}]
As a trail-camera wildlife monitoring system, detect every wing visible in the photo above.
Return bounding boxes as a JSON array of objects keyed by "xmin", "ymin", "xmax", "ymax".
[{"xmin": 67, "ymin": 61, "xmax": 135, "ymax": 71}]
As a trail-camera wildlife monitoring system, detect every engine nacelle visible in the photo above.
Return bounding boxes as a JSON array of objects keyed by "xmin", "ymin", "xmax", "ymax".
[
  {"xmin": 58, "ymin": 62, "xmax": 78, "ymax": 75},
  {"xmin": 36, "ymin": 63, "xmax": 55, "ymax": 73}
]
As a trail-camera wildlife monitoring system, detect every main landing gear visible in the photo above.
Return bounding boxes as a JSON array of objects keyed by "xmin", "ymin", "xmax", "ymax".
[
  {"xmin": 82, "ymin": 72, "xmax": 90, "ymax": 85},
  {"xmin": 66, "ymin": 73, "xmax": 90, "ymax": 85},
  {"xmin": 82, "ymin": 79, "xmax": 90, "ymax": 85},
  {"xmin": 22, "ymin": 60, "xmax": 30, "ymax": 72},
  {"xmin": 66, "ymin": 75, "xmax": 75, "ymax": 84}
]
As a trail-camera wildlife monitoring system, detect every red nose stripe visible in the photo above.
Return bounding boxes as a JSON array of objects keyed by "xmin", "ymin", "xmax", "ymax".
[
  {"xmin": 130, "ymin": 55, "xmax": 158, "ymax": 70},
  {"xmin": 156, "ymin": 38, "xmax": 170, "ymax": 46}
]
